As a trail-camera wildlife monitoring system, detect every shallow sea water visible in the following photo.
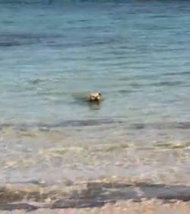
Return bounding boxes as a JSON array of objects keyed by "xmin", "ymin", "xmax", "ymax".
[{"xmin": 0, "ymin": 0, "xmax": 190, "ymax": 185}]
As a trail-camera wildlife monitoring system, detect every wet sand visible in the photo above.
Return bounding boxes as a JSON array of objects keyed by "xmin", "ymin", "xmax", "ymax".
[
  {"xmin": 1, "ymin": 200, "xmax": 189, "ymax": 214},
  {"xmin": 0, "ymin": 178, "xmax": 190, "ymax": 214},
  {"xmin": 2, "ymin": 201, "xmax": 190, "ymax": 214}
]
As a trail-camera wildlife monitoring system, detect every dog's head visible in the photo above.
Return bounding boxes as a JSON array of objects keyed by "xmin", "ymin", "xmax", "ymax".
[{"xmin": 89, "ymin": 92, "xmax": 102, "ymax": 101}]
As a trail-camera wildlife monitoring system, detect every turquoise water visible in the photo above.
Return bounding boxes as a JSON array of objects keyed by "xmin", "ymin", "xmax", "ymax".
[
  {"xmin": 1, "ymin": 0, "xmax": 190, "ymax": 125},
  {"xmin": 0, "ymin": 0, "xmax": 190, "ymax": 184}
]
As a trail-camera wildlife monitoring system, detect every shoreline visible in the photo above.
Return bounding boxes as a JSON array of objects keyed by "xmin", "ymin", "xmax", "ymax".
[
  {"xmin": 1, "ymin": 178, "xmax": 190, "ymax": 213},
  {"xmin": 1, "ymin": 200, "xmax": 189, "ymax": 214},
  {"xmin": 1, "ymin": 201, "xmax": 190, "ymax": 214}
]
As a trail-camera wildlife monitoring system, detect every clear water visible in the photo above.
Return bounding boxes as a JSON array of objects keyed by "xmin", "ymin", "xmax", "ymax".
[{"xmin": 0, "ymin": 0, "xmax": 190, "ymax": 184}]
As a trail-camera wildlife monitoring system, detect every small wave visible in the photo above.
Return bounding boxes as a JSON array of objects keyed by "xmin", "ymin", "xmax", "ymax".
[
  {"xmin": 128, "ymin": 80, "xmax": 185, "ymax": 88},
  {"xmin": 162, "ymin": 71, "xmax": 190, "ymax": 77},
  {"xmin": 130, "ymin": 122, "xmax": 190, "ymax": 130},
  {"xmin": 152, "ymin": 80, "xmax": 184, "ymax": 87},
  {"xmin": 39, "ymin": 119, "xmax": 118, "ymax": 128},
  {"xmin": 0, "ymin": 41, "xmax": 22, "ymax": 47},
  {"xmin": 27, "ymin": 79, "xmax": 44, "ymax": 85},
  {"xmin": 0, "ymin": 119, "xmax": 119, "ymax": 131},
  {"xmin": 1, "ymin": 121, "xmax": 190, "ymax": 133},
  {"xmin": 0, "ymin": 32, "xmax": 62, "ymax": 47}
]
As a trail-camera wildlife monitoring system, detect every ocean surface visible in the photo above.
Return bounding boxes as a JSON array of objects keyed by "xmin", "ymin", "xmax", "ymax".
[{"xmin": 0, "ymin": 0, "xmax": 190, "ymax": 185}]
